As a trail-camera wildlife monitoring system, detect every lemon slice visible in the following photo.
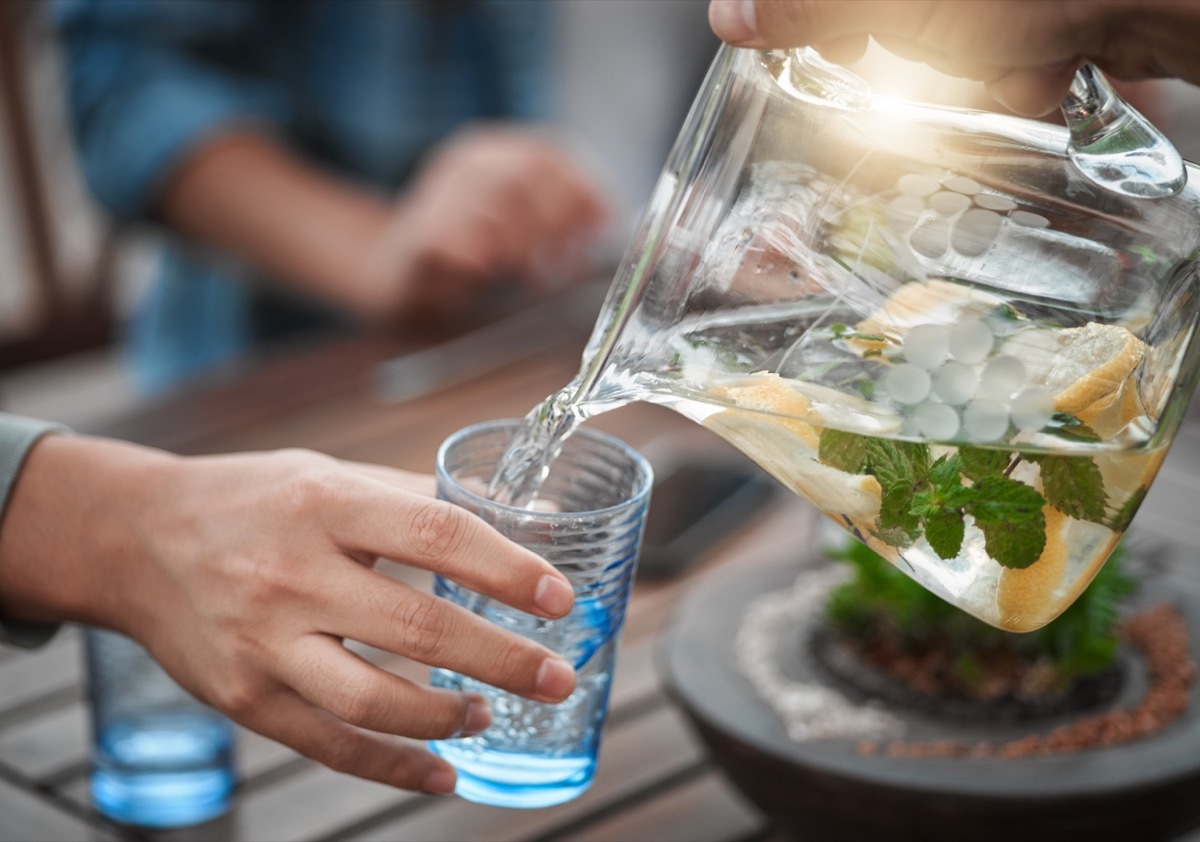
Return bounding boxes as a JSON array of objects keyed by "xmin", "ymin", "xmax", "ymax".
[
  {"xmin": 855, "ymin": 279, "xmax": 1010, "ymax": 345},
  {"xmin": 995, "ymin": 504, "xmax": 1125, "ymax": 632},
  {"xmin": 704, "ymin": 374, "xmax": 883, "ymax": 518},
  {"xmin": 708, "ymin": 374, "xmax": 822, "ymax": 448},
  {"xmin": 994, "ymin": 505, "xmax": 1068, "ymax": 631},
  {"xmin": 1002, "ymin": 322, "xmax": 1145, "ymax": 416}
]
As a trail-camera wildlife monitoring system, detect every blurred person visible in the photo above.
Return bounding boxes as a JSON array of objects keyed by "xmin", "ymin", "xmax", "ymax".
[
  {"xmin": 706, "ymin": 0, "xmax": 1200, "ymax": 117},
  {"xmin": 0, "ymin": 0, "xmax": 615, "ymax": 795},
  {"xmin": 53, "ymin": 0, "xmax": 609, "ymax": 394}
]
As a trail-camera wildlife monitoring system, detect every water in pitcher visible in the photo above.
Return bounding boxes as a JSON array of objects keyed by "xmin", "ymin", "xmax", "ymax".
[
  {"xmin": 487, "ymin": 46, "xmax": 1200, "ymax": 632},
  {"xmin": 491, "ymin": 280, "xmax": 1169, "ymax": 633}
]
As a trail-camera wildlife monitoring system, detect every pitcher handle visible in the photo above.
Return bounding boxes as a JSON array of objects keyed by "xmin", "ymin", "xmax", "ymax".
[{"xmin": 1060, "ymin": 63, "xmax": 1186, "ymax": 198}]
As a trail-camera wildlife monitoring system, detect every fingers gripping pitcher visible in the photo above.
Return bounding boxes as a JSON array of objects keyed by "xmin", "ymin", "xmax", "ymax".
[{"xmin": 493, "ymin": 46, "xmax": 1200, "ymax": 632}]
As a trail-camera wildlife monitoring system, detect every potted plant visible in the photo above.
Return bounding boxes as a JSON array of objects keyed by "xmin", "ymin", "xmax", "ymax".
[
  {"xmin": 819, "ymin": 538, "xmax": 1132, "ymax": 722},
  {"xmin": 661, "ymin": 526, "xmax": 1200, "ymax": 842}
]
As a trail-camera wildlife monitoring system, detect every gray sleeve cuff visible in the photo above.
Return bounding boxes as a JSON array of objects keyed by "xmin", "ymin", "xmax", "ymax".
[{"xmin": 0, "ymin": 413, "xmax": 70, "ymax": 649}]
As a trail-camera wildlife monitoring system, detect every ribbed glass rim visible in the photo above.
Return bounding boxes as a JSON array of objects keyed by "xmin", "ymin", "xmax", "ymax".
[{"xmin": 435, "ymin": 419, "xmax": 653, "ymax": 520}]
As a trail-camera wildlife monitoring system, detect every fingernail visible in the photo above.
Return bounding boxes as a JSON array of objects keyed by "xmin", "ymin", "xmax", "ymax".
[
  {"xmin": 462, "ymin": 697, "xmax": 492, "ymax": 736},
  {"xmin": 423, "ymin": 764, "xmax": 457, "ymax": 795},
  {"xmin": 709, "ymin": 0, "xmax": 757, "ymax": 43},
  {"xmin": 535, "ymin": 574, "xmax": 575, "ymax": 616},
  {"xmin": 536, "ymin": 656, "xmax": 576, "ymax": 701}
]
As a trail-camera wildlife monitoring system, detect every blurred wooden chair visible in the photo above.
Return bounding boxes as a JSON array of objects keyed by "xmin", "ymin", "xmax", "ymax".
[{"xmin": 0, "ymin": 0, "xmax": 114, "ymax": 374}]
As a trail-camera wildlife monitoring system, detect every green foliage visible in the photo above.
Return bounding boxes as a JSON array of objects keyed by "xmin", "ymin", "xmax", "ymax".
[
  {"xmin": 816, "ymin": 425, "xmax": 1112, "ymax": 570},
  {"xmin": 823, "ymin": 538, "xmax": 1138, "ymax": 683},
  {"xmin": 816, "ymin": 431, "xmax": 1070, "ymax": 570}
]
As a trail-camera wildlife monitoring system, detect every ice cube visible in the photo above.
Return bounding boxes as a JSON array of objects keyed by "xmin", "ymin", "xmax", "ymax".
[
  {"xmin": 883, "ymin": 363, "xmax": 931, "ymax": 404},
  {"xmin": 952, "ymin": 208, "xmax": 1003, "ymax": 257},
  {"xmin": 1011, "ymin": 386, "xmax": 1055, "ymax": 431},
  {"xmin": 948, "ymin": 318, "xmax": 993, "ymax": 364},
  {"xmin": 973, "ymin": 193, "xmax": 1017, "ymax": 212},
  {"xmin": 980, "ymin": 354, "xmax": 1027, "ymax": 398},
  {"xmin": 914, "ymin": 402, "xmax": 961, "ymax": 440},
  {"xmin": 928, "ymin": 191, "xmax": 971, "ymax": 216},
  {"xmin": 963, "ymin": 398, "xmax": 1010, "ymax": 441},
  {"xmin": 942, "ymin": 175, "xmax": 981, "ymax": 195},
  {"xmin": 932, "ymin": 360, "xmax": 979, "ymax": 404},
  {"xmin": 910, "ymin": 217, "xmax": 950, "ymax": 258},
  {"xmin": 903, "ymin": 323, "xmax": 950, "ymax": 370}
]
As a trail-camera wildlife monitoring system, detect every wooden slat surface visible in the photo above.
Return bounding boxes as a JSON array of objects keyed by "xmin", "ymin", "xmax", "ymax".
[
  {"xmin": 0, "ymin": 775, "xmax": 118, "ymax": 842},
  {"xmin": 4, "ymin": 328, "xmax": 1200, "ymax": 842}
]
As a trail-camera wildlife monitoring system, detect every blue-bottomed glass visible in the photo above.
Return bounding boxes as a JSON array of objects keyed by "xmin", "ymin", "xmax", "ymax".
[
  {"xmin": 85, "ymin": 629, "xmax": 235, "ymax": 827},
  {"xmin": 429, "ymin": 420, "xmax": 652, "ymax": 808}
]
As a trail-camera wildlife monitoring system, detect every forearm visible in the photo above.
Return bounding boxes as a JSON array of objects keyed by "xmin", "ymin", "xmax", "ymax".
[
  {"xmin": 0, "ymin": 434, "xmax": 177, "ymax": 633},
  {"xmin": 158, "ymin": 129, "xmax": 392, "ymax": 315}
]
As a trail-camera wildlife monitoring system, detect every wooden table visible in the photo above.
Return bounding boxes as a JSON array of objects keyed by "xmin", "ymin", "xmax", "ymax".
[{"xmin": 3, "ymin": 320, "xmax": 1200, "ymax": 842}]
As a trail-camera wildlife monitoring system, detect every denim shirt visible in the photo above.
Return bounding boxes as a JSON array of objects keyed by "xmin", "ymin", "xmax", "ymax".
[{"xmin": 54, "ymin": 0, "xmax": 553, "ymax": 394}]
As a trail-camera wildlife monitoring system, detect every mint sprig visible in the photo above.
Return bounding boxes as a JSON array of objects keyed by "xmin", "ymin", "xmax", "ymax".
[
  {"xmin": 963, "ymin": 475, "xmax": 1048, "ymax": 568},
  {"xmin": 1037, "ymin": 454, "xmax": 1106, "ymax": 523},
  {"xmin": 816, "ymin": 426, "xmax": 1113, "ymax": 571},
  {"xmin": 958, "ymin": 446, "xmax": 1011, "ymax": 481}
]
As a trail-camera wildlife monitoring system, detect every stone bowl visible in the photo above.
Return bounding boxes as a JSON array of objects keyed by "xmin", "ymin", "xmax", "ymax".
[{"xmin": 659, "ymin": 549, "xmax": 1200, "ymax": 842}]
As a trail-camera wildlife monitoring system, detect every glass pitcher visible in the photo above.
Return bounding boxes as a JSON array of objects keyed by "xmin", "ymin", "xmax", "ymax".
[{"xmin": 500, "ymin": 45, "xmax": 1200, "ymax": 632}]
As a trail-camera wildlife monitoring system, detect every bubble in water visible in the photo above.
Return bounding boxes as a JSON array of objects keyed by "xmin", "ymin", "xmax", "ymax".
[
  {"xmin": 948, "ymin": 318, "xmax": 993, "ymax": 364},
  {"xmin": 914, "ymin": 402, "xmax": 961, "ymax": 440},
  {"xmin": 980, "ymin": 355, "xmax": 1026, "ymax": 398},
  {"xmin": 963, "ymin": 398, "xmax": 1010, "ymax": 441},
  {"xmin": 903, "ymin": 324, "xmax": 950, "ymax": 370},
  {"xmin": 932, "ymin": 360, "xmax": 979, "ymax": 404},
  {"xmin": 1011, "ymin": 386, "xmax": 1055, "ymax": 431},
  {"xmin": 883, "ymin": 363, "xmax": 932, "ymax": 404}
]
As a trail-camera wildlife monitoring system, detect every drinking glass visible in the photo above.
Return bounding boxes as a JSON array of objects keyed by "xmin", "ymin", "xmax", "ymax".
[
  {"xmin": 428, "ymin": 419, "xmax": 652, "ymax": 808},
  {"xmin": 85, "ymin": 628, "xmax": 235, "ymax": 827}
]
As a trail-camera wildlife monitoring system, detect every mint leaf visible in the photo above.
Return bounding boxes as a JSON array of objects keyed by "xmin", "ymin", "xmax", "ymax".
[
  {"xmin": 959, "ymin": 447, "xmax": 1011, "ymax": 481},
  {"xmin": 966, "ymin": 475, "xmax": 1045, "ymax": 522},
  {"xmin": 966, "ymin": 476, "xmax": 1047, "ymax": 569},
  {"xmin": 908, "ymin": 454, "xmax": 973, "ymax": 559},
  {"xmin": 878, "ymin": 492, "xmax": 921, "ymax": 547},
  {"xmin": 1046, "ymin": 412, "xmax": 1100, "ymax": 443},
  {"xmin": 1040, "ymin": 454, "xmax": 1106, "ymax": 523},
  {"xmin": 818, "ymin": 428, "xmax": 870, "ymax": 473},
  {"xmin": 1106, "ymin": 485, "xmax": 1147, "ymax": 532},
  {"xmin": 925, "ymin": 509, "xmax": 966, "ymax": 559},
  {"xmin": 866, "ymin": 439, "xmax": 929, "ymax": 491},
  {"xmin": 976, "ymin": 517, "xmax": 1047, "ymax": 569},
  {"xmin": 910, "ymin": 455, "xmax": 972, "ymax": 518},
  {"xmin": 928, "ymin": 453, "xmax": 963, "ymax": 489},
  {"xmin": 988, "ymin": 303, "xmax": 1021, "ymax": 322},
  {"xmin": 830, "ymin": 322, "xmax": 888, "ymax": 343}
]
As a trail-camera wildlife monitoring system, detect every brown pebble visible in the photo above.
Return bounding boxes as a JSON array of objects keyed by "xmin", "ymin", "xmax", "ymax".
[{"xmin": 855, "ymin": 602, "xmax": 1196, "ymax": 760}]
